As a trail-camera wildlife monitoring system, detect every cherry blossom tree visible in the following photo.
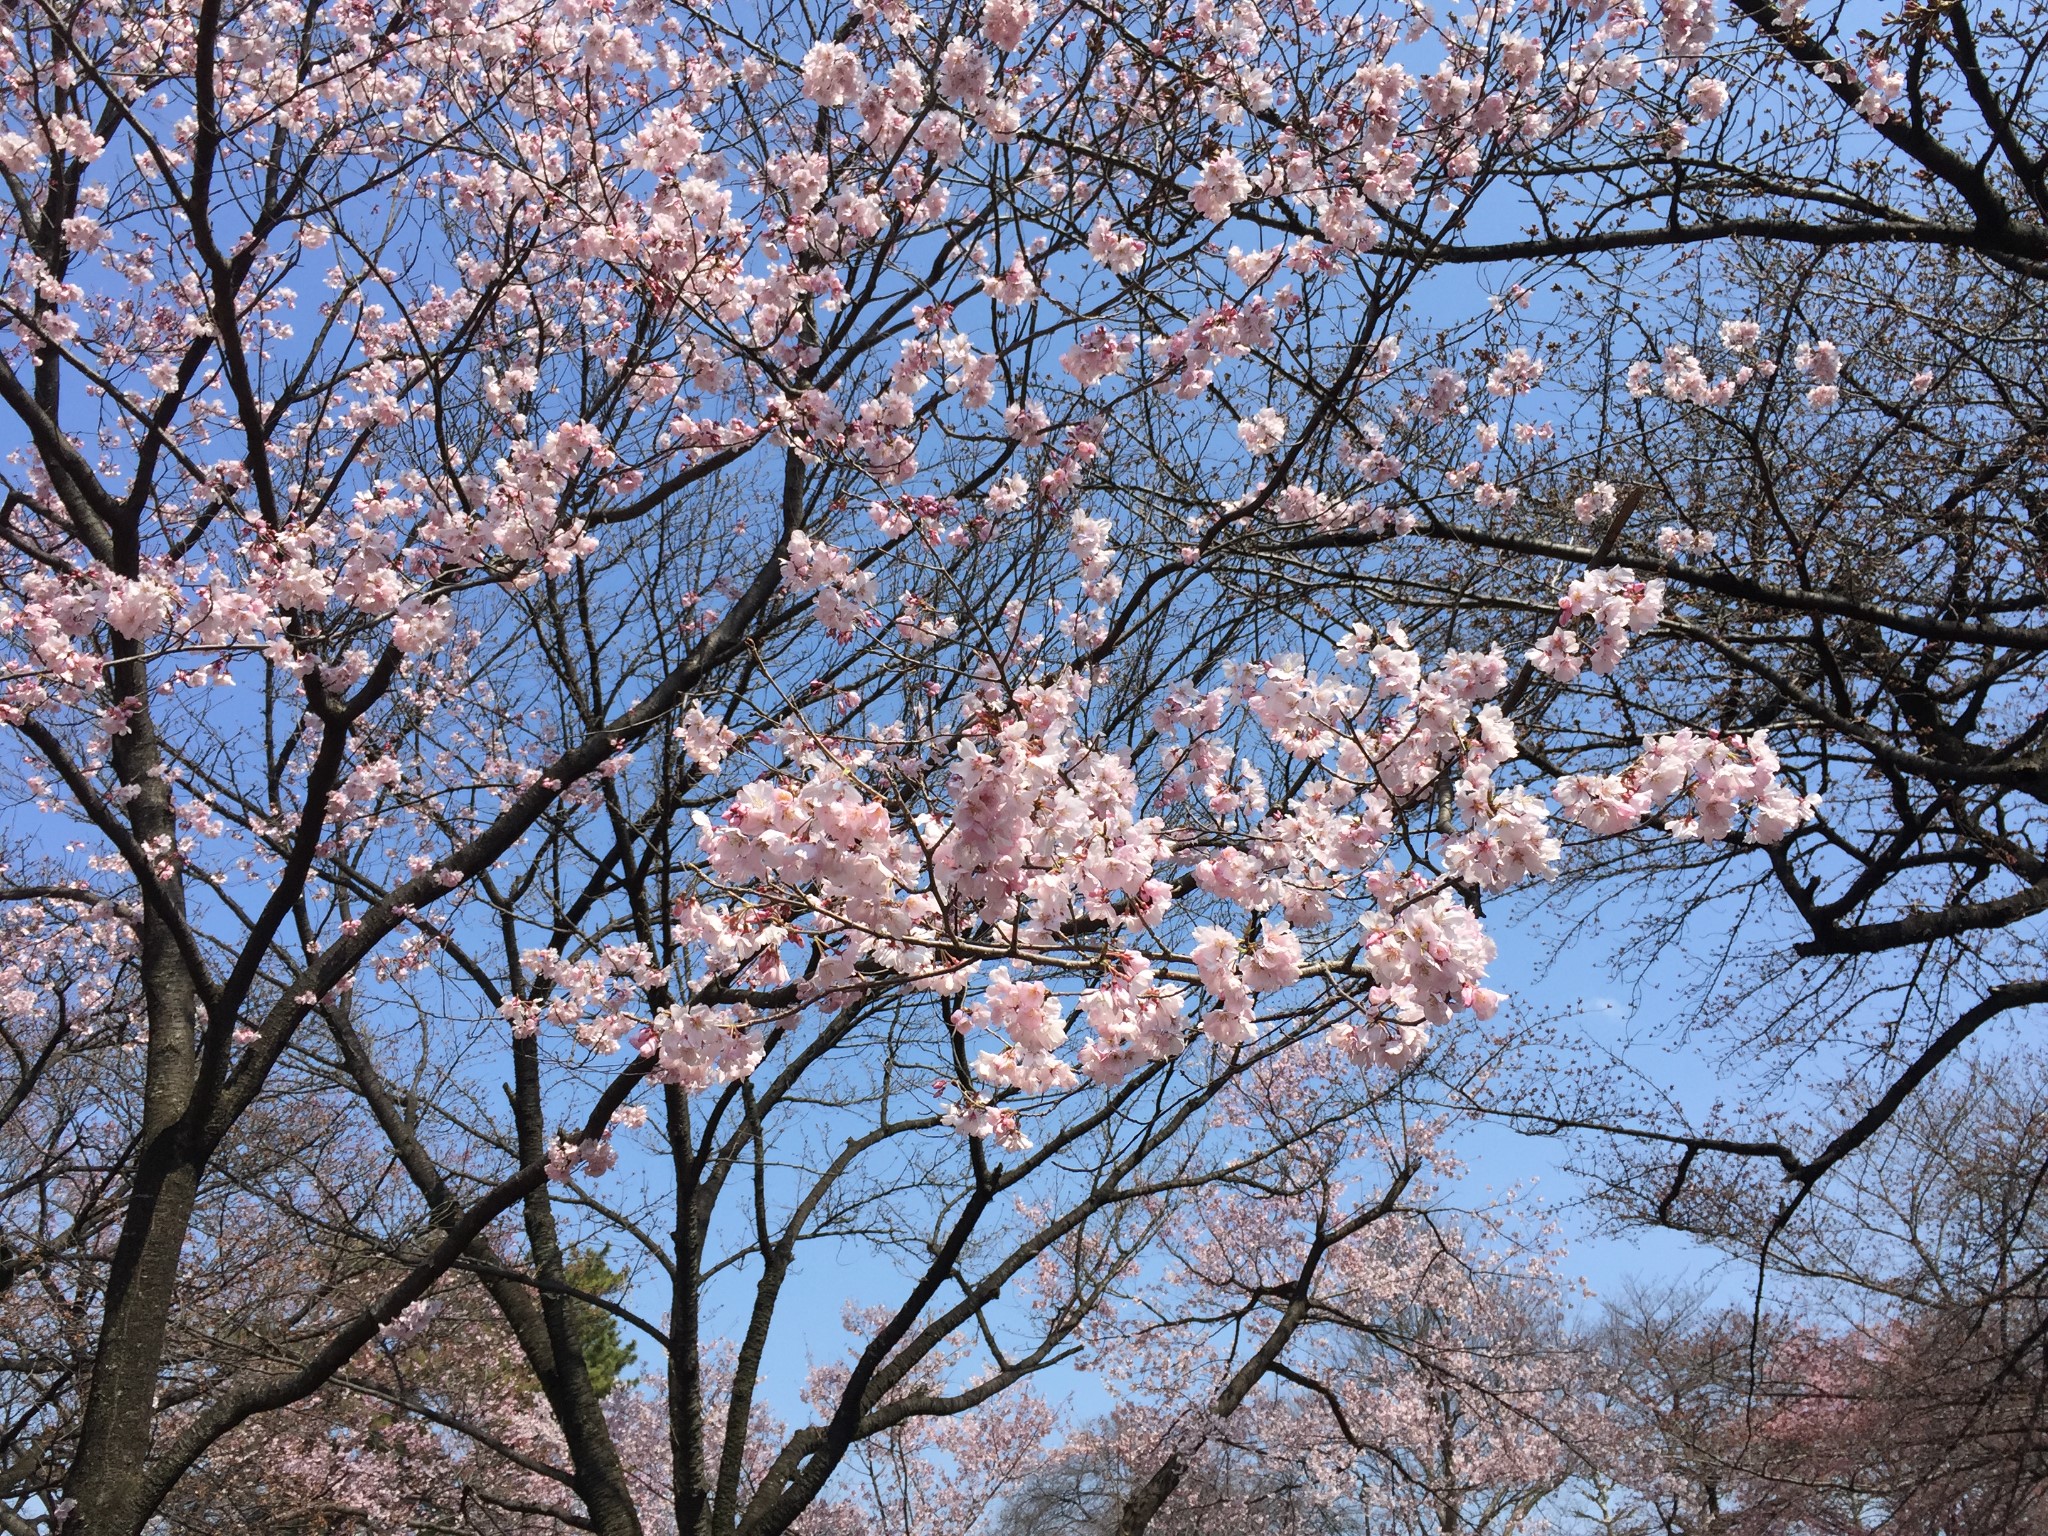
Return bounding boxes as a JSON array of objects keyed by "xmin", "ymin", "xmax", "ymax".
[
  {"xmin": 0, "ymin": 0, "xmax": 2033, "ymax": 1528},
  {"xmin": 1578, "ymin": 1057, "xmax": 2048, "ymax": 1536},
  {"xmin": 993, "ymin": 1110, "xmax": 1599, "ymax": 1536},
  {"xmin": 155, "ymin": 1307, "xmax": 607, "ymax": 1535},
  {"xmin": 1385, "ymin": 231, "xmax": 2048, "ymax": 1258}
]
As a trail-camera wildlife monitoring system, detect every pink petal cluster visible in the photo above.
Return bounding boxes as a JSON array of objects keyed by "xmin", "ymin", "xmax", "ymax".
[
  {"xmin": 1554, "ymin": 730, "xmax": 1821, "ymax": 843},
  {"xmin": 1527, "ymin": 566, "xmax": 1665, "ymax": 681}
]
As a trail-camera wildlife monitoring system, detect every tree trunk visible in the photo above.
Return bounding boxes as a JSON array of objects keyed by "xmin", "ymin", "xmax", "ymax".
[
  {"xmin": 513, "ymin": 1034, "xmax": 645, "ymax": 1536},
  {"xmin": 64, "ymin": 707, "xmax": 202, "ymax": 1536}
]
